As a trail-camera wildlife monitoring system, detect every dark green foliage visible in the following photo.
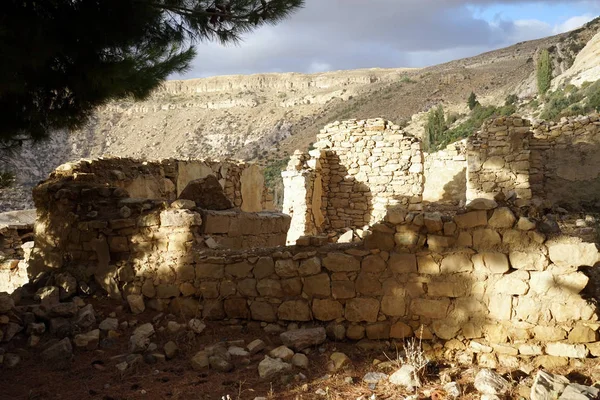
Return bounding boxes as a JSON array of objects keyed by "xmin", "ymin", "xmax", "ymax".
[
  {"xmin": 539, "ymin": 81, "xmax": 600, "ymax": 120},
  {"xmin": 263, "ymin": 157, "xmax": 289, "ymax": 191},
  {"xmin": 467, "ymin": 92, "xmax": 479, "ymax": 110},
  {"xmin": 425, "ymin": 106, "xmax": 446, "ymax": 151},
  {"xmin": 505, "ymin": 94, "xmax": 518, "ymax": 106},
  {"xmin": 0, "ymin": 0, "xmax": 304, "ymax": 143},
  {"xmin": 0, "ymin": 171, "xmax": 15, "ymax": 189},
  {"xmin": 537, "ymin": 49, "xmax": 552, "ymax": 95},
  {"xmin": 263, "ymin": 157, "xmax": 289, "ymax": 208},
  {"xmin": 587, "ymin": 81, "xmax": 600, "ymax": 112},
  {"xmin": 428, "ymin": 104, "xmax": 517, "ymax": 151}
]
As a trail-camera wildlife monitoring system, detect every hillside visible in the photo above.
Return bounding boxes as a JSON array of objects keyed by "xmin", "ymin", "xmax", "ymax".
[{"xmin": 1, "ymin": 17, "xmax": 599, "ymax": 211}]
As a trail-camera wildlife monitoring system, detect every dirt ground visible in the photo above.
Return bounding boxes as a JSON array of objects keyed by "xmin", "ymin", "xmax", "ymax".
[{"xmin": 1, "ymin": 297, "xmax": 599, "ymax": 400}]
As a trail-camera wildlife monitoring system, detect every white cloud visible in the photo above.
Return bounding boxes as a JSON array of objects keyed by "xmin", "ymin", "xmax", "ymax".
[
  {"xmin": 176, "ymin": 1, "xmax": 599, "ymax": 79},
  {"xmin": 554, "ymin": 14, "xmax": 596, "ymax": 33}
]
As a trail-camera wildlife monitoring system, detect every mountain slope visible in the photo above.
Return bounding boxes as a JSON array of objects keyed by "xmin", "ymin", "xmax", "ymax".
[{"xmin": 1, "ymin": 17, "xmax": 599, "ymax": 211}]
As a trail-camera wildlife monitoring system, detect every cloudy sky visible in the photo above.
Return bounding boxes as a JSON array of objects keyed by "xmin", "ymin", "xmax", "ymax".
[{"xmin": 178, "ymin": 0, "xmax": 600, "ymax": 79}]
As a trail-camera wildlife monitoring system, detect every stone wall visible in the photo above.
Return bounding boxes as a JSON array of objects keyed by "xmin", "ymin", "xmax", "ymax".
[
  {"xmin": 28, "ymin": 159, "xmax": 289, "ymax": 280},
  {"xmin": 57, "ymin": 202, "xmax": 600, "ymax": 361},
  {"xmin": 283, "ymin": 119, "xmax": 424, "ymax": 243},
  {"xmin": 51, "ymin": 158, "xmax": 273, "ymax": 212},
  {"xmin": 0, "ymin": 210, "xmax": 35, "ymax": 293},
  {"xmin": 423, "ymin": 140, "xmax": 467, "ymax": 208},
  {"xmin": 466, "ymin": 113, "xmax": 600, "ymax": 210},
  {"xmin": 466, "ymin": 117, "xmax": 532, "ymax": 203},
  {"xmin": 530, "ymin": 114, "xmax": 600, "ymax": 209}
]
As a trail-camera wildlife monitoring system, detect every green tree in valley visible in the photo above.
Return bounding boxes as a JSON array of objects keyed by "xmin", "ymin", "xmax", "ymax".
[
  {"xmin": 425, "ymin": 105, "xmax": 447, "ymax": 151},
  {"xmin": 537, "ymin": 49, "xmax": 553, "ymax": 95},
  {"xmin": 467, "ymin": 92, "xmax": 479, "ymax": 110},
  {"xmin": 0, "ymin": 0, "xmax": 304, "ymax": 144}
]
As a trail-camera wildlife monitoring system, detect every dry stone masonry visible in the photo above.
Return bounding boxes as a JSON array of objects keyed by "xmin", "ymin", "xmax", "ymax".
[
  {"xmin": 466, "ymin": 116, "xmax": 533, "ymax": 203},
  {"xmin": 28, "ymin": 158, "xmax": 290, "ymax": 296},
  {"xmin": 0, "ymin": 210, "xmax": 35, "ymax": 293},
  {"xmin": 283, "ymin": 119, "xmax": 424, "ymax": 244}
]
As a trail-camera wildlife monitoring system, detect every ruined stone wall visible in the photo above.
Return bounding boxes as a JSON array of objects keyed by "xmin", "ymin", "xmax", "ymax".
[
  {"xmin": 466, "ymin": 117, "xmax": 532, "ymax": 203},
  {"xmin": 28, "ymin": 159, "xmax": 288, "ymax": 279},
  {"xmin": 530, "ymin": 113, "xmax": 600, "ymax": 209},
  {"xmin": 51, "ymin": 158, "xmax": 272, "ymax": 212},
  {"xmin": 423, "ymin": 140, "xmax": 467, "ymax": 208},
  {"xmin": 85, "ymin": 203, "xmax": 600, "ymax": 361},
  {"xmin": 283, "ymin": 119, "xmax": 424, "ymax": 243}
]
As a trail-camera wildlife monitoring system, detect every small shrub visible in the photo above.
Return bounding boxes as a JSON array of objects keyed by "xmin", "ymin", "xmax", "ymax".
[
  {"xmin": 585, "ymin": 81, "xmax": 600, "ymax": 112},
  {"xmin": 505, "ymin": 94, "xmax": 518, "ymax": 106},
  {"xmin": 537, "ymin": 49, "xmax": 552, "ymax": 95},
  {"xmin": 400, "ymin": 76, "xmax": 415, "ymax": 84},
  {"xmin": 0, "ymin": 171, "xmax": 15, "ymax": 189}
]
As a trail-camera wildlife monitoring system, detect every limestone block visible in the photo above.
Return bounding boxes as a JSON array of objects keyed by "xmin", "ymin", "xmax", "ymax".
[
  {"xmin": 281, "ymin": 278, "xmax": 302, "ymax": 296},
  {"xmin": 389, "ymin": 253, "xmax": 418, "ymax": 274},
  {"xmin": 365, "ymin": 231, "xmax": 396, "ymax": 251},
  {"xmin": 427, "ymin": 235, "xmax": 457, "ymax": 252},
  {"xmin": 198, "ymin": 281, "xmax": 219, "ymax": 299},
  {"xmin": 417, "ymin": 254, "xmax": 440, "ymax": 274},
  {"xmin": 394, "ymin": 226, "xmax": 420, "ymax": 247},
  {"xmin": 509, "ymin": 251, "xmax": 548, "ymax": 271},
  {"xmin": 547, "ymin": 240, "xmax": 599, "ymax": 268},
  {"xmin": 257, "ymin": 279, "xmax": 283, "ymax": 297},
  {"xmin": 428, "ymin": 279, "xmax": 469, "ymax": 298},
  {"xmin": 545, "ymin": 342, "xmax": 589, "ymax": 358},
  {"xmin": 254, "ymin": 257, "xmax": 275, "ymax": 279},
  {"xmin": 323, "ymin": 253, "xmax": 360, "ymax": 272},
  {"xmin": 355, "ymin": 272, "xmax": 382, "ymax": 295},
  {"xmin": 472, "ymin": 229, "xmax": 501, "ymax": 249},
  {"xmin": 493, "ymin": 271, "xmax": 529, "ymax": 295},
  {"xmin": 473, "ymin": 252, "xmax": 509, "ymax": 274},
  {"xmin": 346, "ymin": 325, "xmax": 366, "ymax": 340},
  {"xmin": 345, "ymin": 298, "xmax": 380, "ymax": 322},
  {"xmin": 332, "ymin": 281, "xmax": 355, "ymax": 299},
  {"xmin": 441, "ymin": 253, "xmax": 473, "ymax": 274},
  {"xmin": 457, "ymin": 232, "xmax": 473, "ymax": 247},
  {"xmin": 312, "ymin": 299, "xmax": 344, "ymax": 321},
  {"xmin": 488, "ymin": 296, "xmax": 512, "ymax": 320},
  {"xmin": 195, "ymin": 263, "xmax": 224, "ymax": 279},
  {"xmin": 278, "ymin": 300, "xmax": 311, "ymax": 321},
  {"xmin": 298, "ymin": 257, "xmax": 321, "ymax": 276},
  {"xmin": 432, "ymin": 321, "xmax": 461, "ymax": 340},
  {"xmin": 303, "ymin": 274, "xmax": 331, "ymax": 298},
  {"xmin": 517, "ymin": 217, "xmax": 536, "ymax": 231},
  {"xmin": 533, "ymin": 326, "xmax": 567, "ymax": 342},
  {"xmin": 410, "ymin": 298, "xmax": 450, "ymax": 319},
  {"xmin": 160, "ymin": 209, "xmax": 203, "ymax": 227},
  {"xmin": 202, "ymin": 211, "xmax": 232, "ymax": 234},
  {"xmin": 274, "ymin": 259, "xmax": 299, "ymax": 278},
  {"xmin": 250, "ymin": 301, "xmax": 277, "ymax": 322},
  {"xmin": 424, "ymin": 213, "xmax": 444, "ymax": 232},
  {"xmin": 362, "ymin": 255, "xmax": 387, "ymax": 273},
  {"xmin": 224, "ymin": 298, "xmax": 249, "ymax": 319},
  {"xmin": 366, "ymin": 322, "xmax": 390, "ymax": 340},
  {"xmin": 488, "ymin": 207, "xmax": 516, "ymax": 228},
  {"xmin": 455, "ymin": 211, "xmax": 487, "ymax": 229},
  {"xmin": 568, "ymin": 326, "xmax": 598, "ymax": 343},
  {"xmin": 237, "ymin": 279, "xmax": 258, "ymax": 297},
  {"xmin": 240, "ymin": 164, "xmax": 264, "ymax": 212},
  {"xmin": 381, "ymin": 295, "xmax": 406, "ymax": 316},
  {"xmin": 390, "ymin": 322, "xmax": 413, "ymax": 339}
]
